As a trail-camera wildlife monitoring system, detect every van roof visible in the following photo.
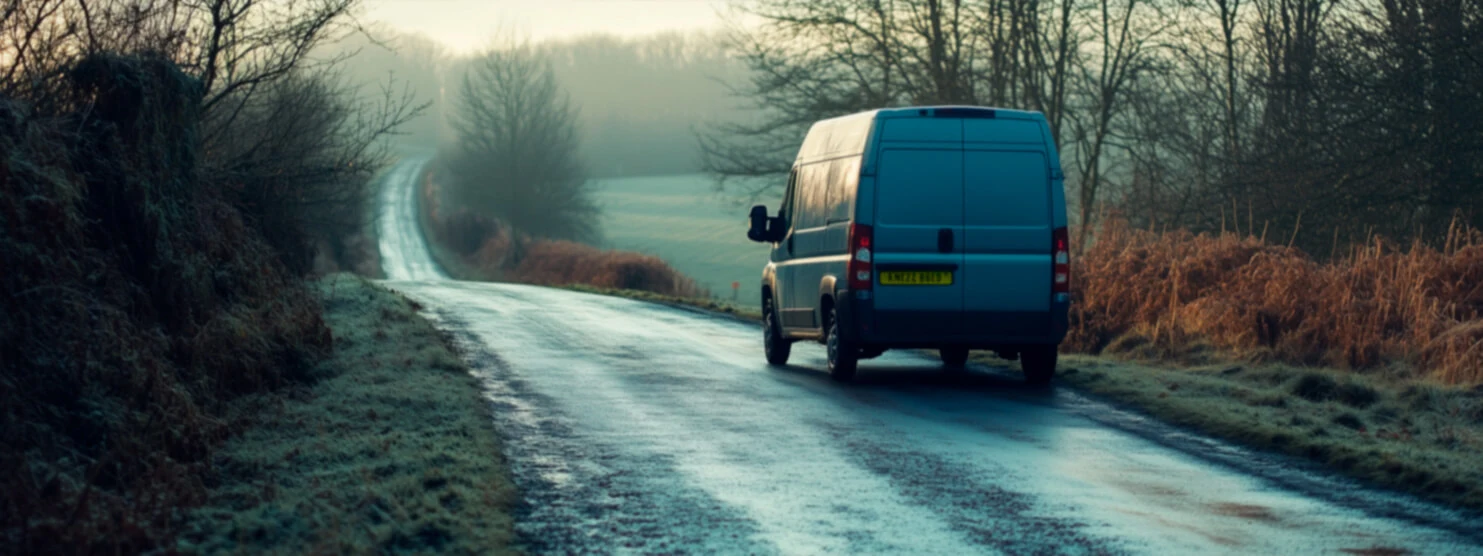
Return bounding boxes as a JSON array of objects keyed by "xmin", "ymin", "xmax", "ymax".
[{"xmin": 796, "ymin": 105, "xmax": 1048, "ymax": 163}]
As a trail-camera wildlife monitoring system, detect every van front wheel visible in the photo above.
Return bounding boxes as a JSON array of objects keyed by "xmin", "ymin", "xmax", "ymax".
[
  {"xmin": 1021, "ymin": 346, "xmax": 1058, "ymax": 386},
  {"xmin": 763, "ymin": 297, "xmax": 791, "ymax": 366},
  {"xmin": 825, "ymin": 306, "xmax": 858, "ymax": 382}
]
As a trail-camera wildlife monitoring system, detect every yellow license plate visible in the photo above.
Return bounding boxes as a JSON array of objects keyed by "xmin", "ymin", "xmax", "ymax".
[{"xmin": 879, "ymin": 271, "xmax": 953, "ymax": 286}]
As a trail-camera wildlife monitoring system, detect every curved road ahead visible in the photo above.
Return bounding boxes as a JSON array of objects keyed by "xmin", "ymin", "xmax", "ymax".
[{"xmin": 373, "ymin": 158, "xmax": 1481, "ymax": 554}]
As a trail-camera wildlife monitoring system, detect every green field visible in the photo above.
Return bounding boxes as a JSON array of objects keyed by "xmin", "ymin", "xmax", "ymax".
[{"xmin": 592, "ymin": 174, "xmax": 773, "ymax": 307}]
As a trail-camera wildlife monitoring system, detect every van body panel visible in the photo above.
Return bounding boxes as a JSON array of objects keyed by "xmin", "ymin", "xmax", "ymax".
[
  {"xmin": 963, "ymin": 118, "xmax": 1044, "ymax": 144},
  {"xmin": 962, "ymin": 149, "xmax": 1053, "ymax": 318},
  {"xmin": 871, "ymin": 252, "xmax": 962, "ymax": 315},
  {"xmin": 796, "ymin": 112, "xmax": 874, "ymax": 164},
  {"xmin": 873, "ymin": 149, "xmax": 964, "ymax": 254},
  {"xmin": 774, "ymin": 169, "xmax": 808, "ymax": 327},
  {"xmin": 880, "ymin": 118, "xmax": 963, "ymax": 143},
  {"xmin": 872, "ymin": 310, "xmax": 960, "ymax": 342},
  {"xmin": 854, "ymin": 175, "xmax": 876, "ymax": 227},
  {"xmin": 872, "ymin": 148, "xmax": 964, "ymax": 314},
  {"xmin": 777, "ymin": 148, "xmax": 862, "ymax": 331}
]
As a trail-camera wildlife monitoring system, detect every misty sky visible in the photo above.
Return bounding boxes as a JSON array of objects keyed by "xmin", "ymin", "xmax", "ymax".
[{"xmin": 364, "ymin": 0, "xmax": 732, "ymax": 52}]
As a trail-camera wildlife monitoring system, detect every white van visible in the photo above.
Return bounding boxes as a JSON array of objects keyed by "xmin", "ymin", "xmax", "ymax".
[{"xmin": 746, "ymin": 106, "xmax": 1071, "ymax": 383}]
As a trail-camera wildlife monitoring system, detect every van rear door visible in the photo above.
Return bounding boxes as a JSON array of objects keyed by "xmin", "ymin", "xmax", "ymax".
[
  {"xmin": 872, "ymin": 147, "xmax": 964, "ymax": 340},
  {"xmin": 961, "ymin": 147, "xmax": 1053, "ymax": 336}
]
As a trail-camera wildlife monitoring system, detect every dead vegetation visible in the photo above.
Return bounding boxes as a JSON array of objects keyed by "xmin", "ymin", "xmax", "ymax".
[
  {"xmin": 0, "ymin": 55, "xmax": 331, "ymax": 553},
  {"xmin": 1046, "ymin": 219, "xmax": 1483, "ymax": 510},
  {"xmin": 1069, "ymin": 219, "xmax": 1483, "ymax": 385},
  {"xmin": 512, "ymin": 241, "xmax": 707, "ymax": 296}
]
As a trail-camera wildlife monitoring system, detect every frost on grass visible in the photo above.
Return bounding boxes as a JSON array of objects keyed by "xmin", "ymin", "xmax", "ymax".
[
  {"xmin": 1047, "ymin": 355, "xmax": 1483, "ymax": 512},
  {"xmin": 176, "ymin": 275, "xmax": 515, "ymax": 555}
]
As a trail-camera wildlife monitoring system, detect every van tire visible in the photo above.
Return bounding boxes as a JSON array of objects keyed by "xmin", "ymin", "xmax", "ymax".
[
  {"xmin": 825, "ymin": 305, "xmax": 858, "ymax": 382},
  {"xmin": 763, "ymin": 296, "xmax": 791, "ymax": 366},
  {"xmin": 940, "ymin": 348, "xmax": 969, "ymax": 369},
  {"xmin": 1022, "ymin": 346, "xmax": 1057, "ymax": 386}
]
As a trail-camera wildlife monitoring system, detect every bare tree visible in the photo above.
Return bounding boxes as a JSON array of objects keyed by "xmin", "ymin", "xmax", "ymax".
[
  {"xmin": 1065, "ymin": 0, "xmax": 1164, "ymax": 248},
  {"xmin": 699, "ymin": 0, "xmax": 1091, "ymax": 201},
  {"xmin": 697, "ymin": 1, "xmax": 905, "ymax": 198},
  {"xmin": 444, "ymin": 44, "xmax": 597, "ymax": 252},
  {"xmin": 208, "ymin": 69, "xmax": 425, "ymax": 270},
  {"xmin": 1, "ymin": 0, "xmax": 426, "ymax": 271}
]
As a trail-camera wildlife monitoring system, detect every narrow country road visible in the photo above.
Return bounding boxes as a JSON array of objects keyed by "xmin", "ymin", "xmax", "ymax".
[
  {"xmin": 374, "ymin": 157, "xmax": 1482, "ymax": 554},
  {"xmin": 377, "ymin": 158, "xmax": 446, "ymax": 281}
]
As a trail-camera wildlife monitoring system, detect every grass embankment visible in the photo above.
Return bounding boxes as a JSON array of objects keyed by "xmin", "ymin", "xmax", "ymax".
[
  {"xmin": 1011, "ymin": 354, "xmax": 1483, "ymax": 510},
  {"xmin": 177, "ymin": 275, "xmax": 515, "ymax": 554},
  {"xmin": 1049, "ymin": 219, "xmax": 1483, "ymax": 510}
]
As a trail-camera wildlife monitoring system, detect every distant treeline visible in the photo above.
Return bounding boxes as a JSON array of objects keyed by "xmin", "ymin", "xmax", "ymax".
[
  {"xmin": 700, "ymin": 0, "xmax": 1483, "ymax": 255},
  {"xmin": 327, "ymin": 29, "xmax": 747, "ymax": 178}
]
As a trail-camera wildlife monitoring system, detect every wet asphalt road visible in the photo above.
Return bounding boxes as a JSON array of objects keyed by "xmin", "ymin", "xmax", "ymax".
[{"xmin": 373, "ymin": 158, "xmax": 1483, "ymax": 555}]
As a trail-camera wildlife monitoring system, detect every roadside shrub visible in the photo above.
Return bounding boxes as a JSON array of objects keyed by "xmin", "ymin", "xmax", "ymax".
[
  {"xmin": 0, "ymin": 55, "xmax": 330, "ymax": 553},
  {"xmin": 1, "ymin": 0, "xmax": 407, "ymax": 278},
  {"xmin": 206, "ymin": 71, "xmax": 416, "ymax": 275},
  {"xmin": 1069, "ymin": 219, "xmax": 1483, "ymax": 384},
  {"xmin": 513, "ymin": 240, "xmax": 706, "ymax": 298}
]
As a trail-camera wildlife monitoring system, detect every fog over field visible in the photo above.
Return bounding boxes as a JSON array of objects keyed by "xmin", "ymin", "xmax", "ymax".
[
  {"xmin": 365, "ymin": 0, "xmax": 733, "ymax": 52},
  {"xmin": 592, "ymin": 174, "xmax": 769, "ymax": 304},
  {"xmin": 320, "ymin": 6, "xmax": 747, "ymax": 180},
  {"xmin": 324, "ymin": 11, "xmax": 762, "ymax": 296}
]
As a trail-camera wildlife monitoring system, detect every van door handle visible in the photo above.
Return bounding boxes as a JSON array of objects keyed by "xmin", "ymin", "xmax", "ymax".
[{"xmin": 938, "ymin": 228, "xmax": 954, "ymax": 253}]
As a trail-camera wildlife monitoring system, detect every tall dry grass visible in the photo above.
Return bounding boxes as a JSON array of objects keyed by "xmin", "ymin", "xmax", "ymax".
[
  {"xmin": 512, "ymin": 240, "xmax": 706, "ymax": 297},
  {"xmin": 1069, "ymin": 219, "xmax": 1483, "ymax": 384}
]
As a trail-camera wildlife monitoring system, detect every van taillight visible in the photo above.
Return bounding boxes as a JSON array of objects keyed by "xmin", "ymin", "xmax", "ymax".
[
  {"xmin": 848, "ymin": 223, "xmax": 873, "ymax": 293},
  {"xmin": 1052, "ymin": 227, "xmax": 1070, "ymax": 296}
]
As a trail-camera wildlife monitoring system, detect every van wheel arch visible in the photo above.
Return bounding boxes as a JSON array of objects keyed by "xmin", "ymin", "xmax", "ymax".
[{"xmin": 817, "ymin": 276, "xmax": 838, "ymax": 308}]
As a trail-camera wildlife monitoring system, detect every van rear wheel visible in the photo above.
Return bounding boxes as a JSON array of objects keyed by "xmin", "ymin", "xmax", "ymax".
[
  {"xmin": 940, "ymin": 348, "xmax": 969, "ymax": 369},
  {"xmin": 763, "ymin": 297, "xmax": 791, "ymax": 366},
  {"xmin": 1021, "ymin": 346, "xmax": 1058, "ymax": 386},
  {"xmin": 825, "ymin": 306, "xmax": 858, "ymax": 382}
]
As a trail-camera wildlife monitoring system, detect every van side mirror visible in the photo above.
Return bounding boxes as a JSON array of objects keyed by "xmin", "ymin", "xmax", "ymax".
[{"xmin": 747, "ymin": 205, "xmax": 770, "ymax": 242}]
